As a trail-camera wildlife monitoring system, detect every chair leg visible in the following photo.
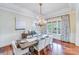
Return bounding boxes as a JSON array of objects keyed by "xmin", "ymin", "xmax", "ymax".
[{"xmin": 13, "ymin": 52, "xmax": 15, "ymax": 55}]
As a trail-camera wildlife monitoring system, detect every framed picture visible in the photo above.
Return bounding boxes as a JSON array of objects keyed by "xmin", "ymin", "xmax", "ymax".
[{"xmin": 15, "ymin": 17, "xmax": 26, "ymax": 30}]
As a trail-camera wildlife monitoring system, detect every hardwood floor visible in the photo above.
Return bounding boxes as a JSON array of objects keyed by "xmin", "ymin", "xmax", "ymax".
[
  {"xmin": 33, "ymin": 39, "xmax": 79, "ymax": 55},
  {"xmin": 52, "ymin": 39, "xmax": 79, "ymax": 55},
  {"xmin": 0, "ymin": 45, "xmax": 12, "ymax": 55}
]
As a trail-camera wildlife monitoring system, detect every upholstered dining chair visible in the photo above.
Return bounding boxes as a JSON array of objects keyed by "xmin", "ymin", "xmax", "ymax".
[
  {"xmin": 11, "ymin": 40, "xmax": 29, "ymax": 55},
  {"xmin": 34, "ymin": 35, "xmax": 53, "ymax": 55}
]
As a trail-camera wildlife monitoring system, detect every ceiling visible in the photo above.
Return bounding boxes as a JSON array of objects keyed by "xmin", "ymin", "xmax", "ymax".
[
  {"xmin": 14, "ymin": 3, "xmax": 69, "ymax": 15},
  {"xmin": 0, "ymin": 3, "xmax": 69, "ymax": 19}
]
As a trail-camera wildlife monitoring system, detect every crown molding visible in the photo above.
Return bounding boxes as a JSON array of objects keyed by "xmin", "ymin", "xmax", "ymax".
[{"xmin": 46, "ymin": 8, "xmax": 70, "ymax": 19}]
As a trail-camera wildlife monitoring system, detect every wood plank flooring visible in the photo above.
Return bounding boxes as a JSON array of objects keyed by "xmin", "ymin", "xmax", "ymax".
[{"xmin": 52, "ymin": 39, "xmax": 79, "ymax": 55}]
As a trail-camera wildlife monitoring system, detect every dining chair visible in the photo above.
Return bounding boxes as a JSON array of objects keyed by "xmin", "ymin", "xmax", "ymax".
[
  {"xmin": 11, "ymin": 40, "xmax": 29, "ymax": 55},
  {"xmin": 34, "ymin": 36, "xmax": 50, "ymax": 55},
  {"xmin": 34, "ymin": 35, "xmax": 53, "ymax": 55}
]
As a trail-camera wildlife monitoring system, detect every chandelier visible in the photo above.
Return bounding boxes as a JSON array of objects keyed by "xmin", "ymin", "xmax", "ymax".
[{"xmin": 36, "ymin": 3, "xmax": 47, "ymax": 26}]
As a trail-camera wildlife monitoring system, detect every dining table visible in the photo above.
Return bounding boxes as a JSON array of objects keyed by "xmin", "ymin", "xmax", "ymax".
[{"xmin": 17, "ymin": 37, "xmax": 38, "ymax": 50}]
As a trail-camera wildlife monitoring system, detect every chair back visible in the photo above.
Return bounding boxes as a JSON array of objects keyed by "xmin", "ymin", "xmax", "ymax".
[{"xmin": 11, "ymin": 41, "xmax": 17, "ymax": 54}]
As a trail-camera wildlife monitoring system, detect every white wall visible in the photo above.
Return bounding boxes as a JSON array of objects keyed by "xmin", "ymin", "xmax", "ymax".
[
  {"xmin": 75, "ymin": 4, "xmax": 79, "ymax": 46},
  {"xmin": 0, "ymin": 9, "xmax": 35, "ymax": 47},
  {"xmin": 67, "ymin": 3, "xmax": 79, "ymax": 46},
  {"xmin": 0, "ymin": 10, "xmax": 15, "ymax": 34}
]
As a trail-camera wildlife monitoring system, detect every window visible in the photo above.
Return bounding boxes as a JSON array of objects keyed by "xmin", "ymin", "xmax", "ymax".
[{"xmin": 47, "ymin": 17, "xmax": 62, "ymax": 34}]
